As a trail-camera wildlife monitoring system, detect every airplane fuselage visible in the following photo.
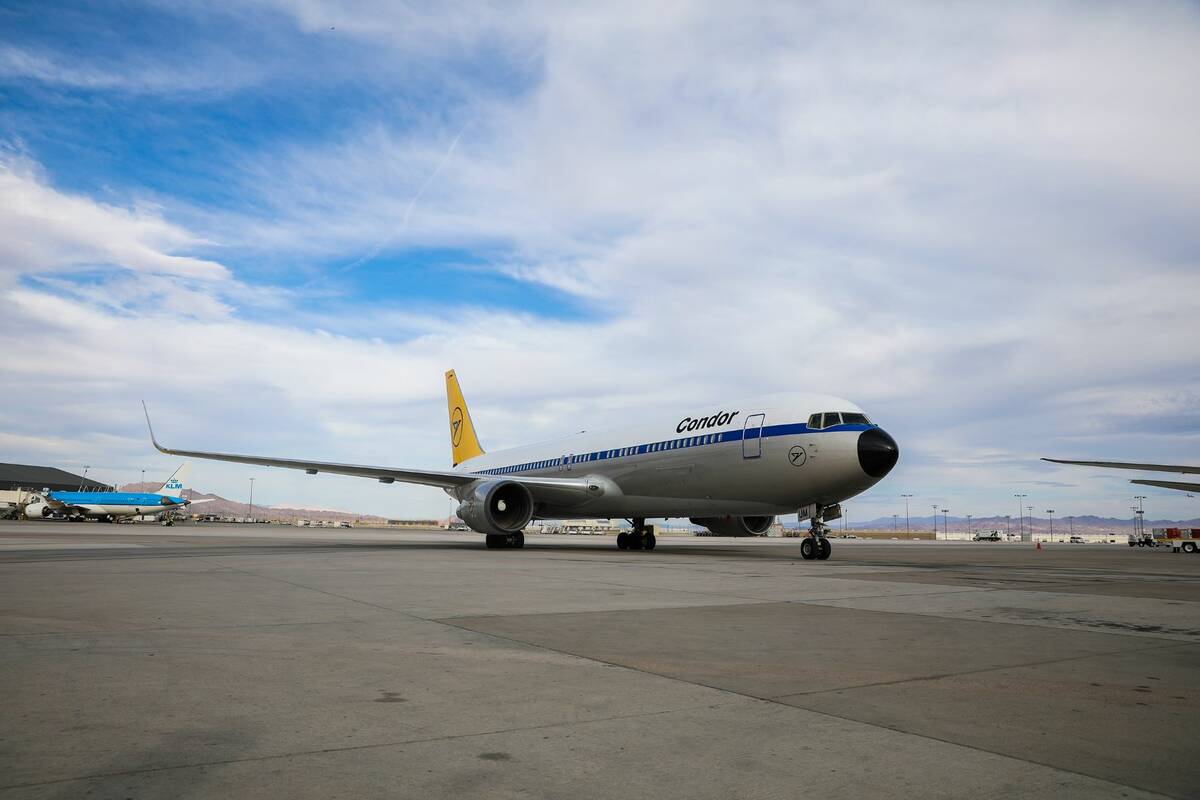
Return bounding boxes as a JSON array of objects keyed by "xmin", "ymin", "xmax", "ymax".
[
  {"xmin": 24, "ymin": 492, "xmax": 186, "ymax": 520},
  {"xmin": 451, "ymin": 392, "xmax": 897, "ymax": 519}
]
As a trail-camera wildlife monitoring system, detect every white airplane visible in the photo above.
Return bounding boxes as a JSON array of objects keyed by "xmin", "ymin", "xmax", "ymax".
[
  {"xmin": 143, "ymin": 371, "xmax": 899, "ymax": 559},
  {"xmin": 22, "ymin": 463, "xmax": 204, "ymax": 523},
  {"xmin": 1041, "ymin": 458, "xmax": 1200, "ymax": 493}
]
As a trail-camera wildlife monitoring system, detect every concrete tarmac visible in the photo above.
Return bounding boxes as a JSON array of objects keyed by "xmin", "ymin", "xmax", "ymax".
[{"xmin": 1, "ymin": 521, "xmax": 1197, "ymax": 799}]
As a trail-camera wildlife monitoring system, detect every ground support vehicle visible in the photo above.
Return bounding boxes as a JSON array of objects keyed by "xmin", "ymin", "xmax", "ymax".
[{"xmin": 1135, "ymin": 528, "xmax": 1200, "ymax": 553}]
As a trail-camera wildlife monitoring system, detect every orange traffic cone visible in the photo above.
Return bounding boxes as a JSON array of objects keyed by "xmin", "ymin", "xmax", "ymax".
[{"xmin": 1035, "ymin": 541, "xmax": 1042, "ymax": 551}]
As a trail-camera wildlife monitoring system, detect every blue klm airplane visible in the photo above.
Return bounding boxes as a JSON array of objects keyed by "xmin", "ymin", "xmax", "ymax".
[{"xmin": 23, "ymin": 463, "xmax": 205, "ymax": 524}]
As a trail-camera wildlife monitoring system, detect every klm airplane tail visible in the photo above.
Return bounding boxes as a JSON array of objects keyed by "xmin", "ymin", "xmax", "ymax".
[
  {"xmin": 155, "ymin": 462, "xmax": 190, "ymax": 497},
  {"xmin": 445, "ymin": 369, "xmax": 485, "ymax": 467}
]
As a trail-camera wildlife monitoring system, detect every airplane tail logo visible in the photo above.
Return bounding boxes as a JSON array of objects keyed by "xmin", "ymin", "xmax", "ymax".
[
  {"xmin": 451, "ymin": 407, "xmax": 465, "ymax": 446},
  {"xmin": 445, "ymin": 370, "xmax": 485, "ymax": 467},
  {"xmin": 155, "ymin": 462, "xmax": 191, "ymax": 496}
]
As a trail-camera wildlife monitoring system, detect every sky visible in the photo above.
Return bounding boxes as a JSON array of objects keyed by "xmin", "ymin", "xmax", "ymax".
[{"xmin": 1, "ymin": 1, "xmax": 1198, "ymax": 523}]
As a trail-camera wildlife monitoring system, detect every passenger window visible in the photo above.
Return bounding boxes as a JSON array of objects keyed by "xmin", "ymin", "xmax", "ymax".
[
  {"xmin": 841, "ymin": 412, "xmax": 869, "ymax": 425},
  {"xmin": 808, "ymin": 414, "xmax": 822, "ymax": 429},
  {"xmin": 822, "ymin": 412, "xmax": 842, "ymax": 427}
]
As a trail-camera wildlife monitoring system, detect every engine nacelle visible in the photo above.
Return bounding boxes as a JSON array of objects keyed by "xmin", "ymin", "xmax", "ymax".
[
  {"xmin": 456, "ymin": 480, "xmax": 535, "ymax": 536},
  {"xmin": 690, "ymin": 515, "xmax": 774, "ymax": 537},
  {"xmin": 23, "ymin": 502, "xmax": 52, "ymax": 520}
]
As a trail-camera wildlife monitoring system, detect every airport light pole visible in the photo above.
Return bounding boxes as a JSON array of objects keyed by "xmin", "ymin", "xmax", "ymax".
[
  {"xmin": 248, "ymin": 477, "xmax": 255, "ymax": 523},
  {"xmin": 1015, "ymin": 494, "xmax": 1026, "ymax": 539},
  {"xmin": 1005, "ymin": 515, "xmax": 1011, "ymax": 537},
  {"xmin": 893, "ymin": 514, "xmax": 898, "ymax": 532},
  {"xmin": 902, "ymin": 494, "xmax": 913, "ymax": 535},
  {"xmin": 1134, "ymin": 495, "xmax": 1146, "ymax": 538},
  {"xmin": 140, "ymin": 469, "xmax": 145, "ymax": 490},
  {"xmin": 966, "ymin": 514, "xmax": 972, "ymax": 538},
  {"xmin": 1027, "ymin": 506, "xmax": 1034, "ymax": 540},
  {"xmin": 942, "ymin": 509, "xmax": 950, "ymax": 539},
  {"xmin": 1046, "ymin": 509, "xmax": 1054, "ymax": 542},
  {"xmin": 932, "ymin": 505, "xmax": 939, "ymax": 538}
]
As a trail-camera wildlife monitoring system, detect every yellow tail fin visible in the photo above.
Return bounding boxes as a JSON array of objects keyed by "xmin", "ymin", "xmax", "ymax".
[{"xmin": 445, "ymin": 369, "xmax": 485, "ymax": 466}]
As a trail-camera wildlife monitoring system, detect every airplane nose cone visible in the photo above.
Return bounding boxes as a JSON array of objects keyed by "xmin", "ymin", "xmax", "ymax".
[{"xmin": 858, "ymin": 427, "xmax": 899, "ymax": 478}]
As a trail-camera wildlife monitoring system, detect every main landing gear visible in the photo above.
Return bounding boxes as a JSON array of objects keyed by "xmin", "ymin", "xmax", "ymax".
[
  {"xmin": 617, "ymin": 518, "xmax": 656, "ymax": 551},
  {"xmin": 800, "ymin": 516, "xmax": 832, "ymax": 561},
  {"xmin": 485, "ymin": 531, "xmax": 525, "ymax": 549}
]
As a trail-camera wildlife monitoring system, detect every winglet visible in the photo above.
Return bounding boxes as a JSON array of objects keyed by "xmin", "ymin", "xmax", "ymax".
[{"xmin": 143, "ymin": 401, "xmax": 167, "ymax": 454}]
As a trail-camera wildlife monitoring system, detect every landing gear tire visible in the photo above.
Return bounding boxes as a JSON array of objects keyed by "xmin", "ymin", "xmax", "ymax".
[
  {"xmin": 619, "ymin": 518, "xmax": 655, "ymax": 551},
  {"xmin": 509, "ymin": 531, "xmax": 525, "ymax": 549},
  {"xmin": 816, "ymin": 537, "xmax": 832, "ymax": 560},
  {"xmin": 486, "ymin": 534, "xmax": 505, "ymax": 549},
  {"xmin": 800, "ymin": 537, "xmax": 817, "ymax": 560}
]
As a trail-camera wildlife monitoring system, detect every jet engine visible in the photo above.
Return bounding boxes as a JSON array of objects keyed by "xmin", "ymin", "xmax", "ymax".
[
  {"xmin": 456, "ymin": 480, "xmax": 535, "ymax": 536},
  {"xmin": 23, "ymin": 502, "xmax": 52, "ymax": 519},
  {"xmin": 690, "ymin": 515, "xmax": 774, "ymax": 537}
]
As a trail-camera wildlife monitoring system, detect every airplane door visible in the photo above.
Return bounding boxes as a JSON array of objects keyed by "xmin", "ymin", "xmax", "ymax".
[{"xmin": 742, "ymin": 413, "xmax": 765, "ymax": 459}]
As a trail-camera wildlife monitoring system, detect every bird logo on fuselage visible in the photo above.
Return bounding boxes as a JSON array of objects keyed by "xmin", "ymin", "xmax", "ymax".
[
  {"xmin": 788, "ymin": 446, "xmax": 807, "ymax": 467},
  {"xmin": 451, "ymin": 407, "xmax": 464, "ymax": 446}
]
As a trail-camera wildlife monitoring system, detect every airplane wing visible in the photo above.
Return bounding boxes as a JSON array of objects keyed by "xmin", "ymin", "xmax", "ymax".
[
  {"xmin": 1042, "ymin": 458, "xmax": 1200, "ymax": 493},
  {"xmin": 1041, "ymin": 458, "xmax": 1200, "ymax": 475},
  {"xmin": 143, "ymin": 403, "xmax": 599, "ymax": 503},
  {"xmin": 1131, "ymin": 479, "xmax": 1200, "ymax": 492}
]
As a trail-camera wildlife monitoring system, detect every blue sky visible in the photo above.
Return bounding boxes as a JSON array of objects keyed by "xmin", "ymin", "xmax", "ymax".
[{"xmin": 1, "ymin": 1, "xmax": 1198, "ymax": 522}]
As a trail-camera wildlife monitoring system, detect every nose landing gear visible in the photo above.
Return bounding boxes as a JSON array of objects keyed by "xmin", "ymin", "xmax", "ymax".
[
  {"xmin": 800, "ymin": 509, "xmax": 833, "ymax": 561},
  {"xmin": 617, "ymin": 519, "xmax": 656, "ymax": 551}
]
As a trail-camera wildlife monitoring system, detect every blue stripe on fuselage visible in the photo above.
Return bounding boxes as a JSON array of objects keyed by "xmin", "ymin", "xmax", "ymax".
[{"xmin": 469, "ymin": 423, "xmax": 873, "ymax": 477}]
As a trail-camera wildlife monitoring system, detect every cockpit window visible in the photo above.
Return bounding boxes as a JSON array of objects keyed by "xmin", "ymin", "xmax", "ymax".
[
  {"xmin": 841, "ymin": 412, "xmax": 870, "ymax": 425},
  {"xmin": 822, "ymin": 412, "xmax": 842, "ymax": 428},
  {"xmin": 808, "ymin": 413, "xmax": 822, "ymax": 429}
]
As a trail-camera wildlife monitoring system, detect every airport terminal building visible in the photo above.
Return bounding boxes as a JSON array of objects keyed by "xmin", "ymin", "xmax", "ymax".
[{"xmin": 0, "ymin": 463, "xmax": 113, "ymax": 518}]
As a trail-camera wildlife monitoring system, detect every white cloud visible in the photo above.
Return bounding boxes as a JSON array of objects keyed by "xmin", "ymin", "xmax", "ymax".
[{"xmin": 0, "ymin": 154, "xmax": 229, "ymax": 281}]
